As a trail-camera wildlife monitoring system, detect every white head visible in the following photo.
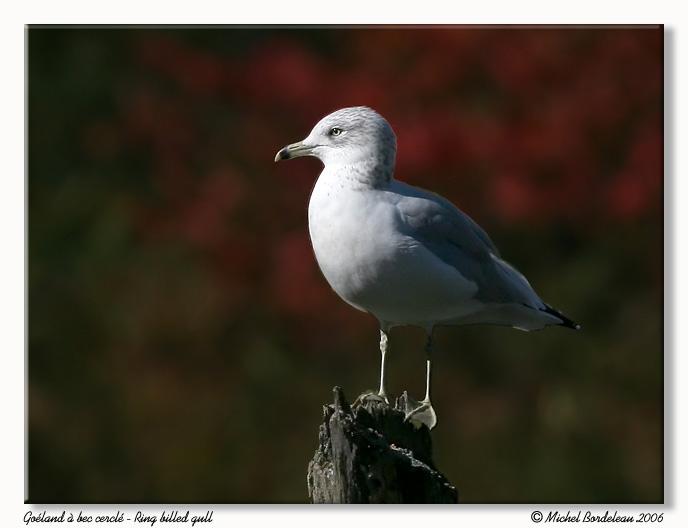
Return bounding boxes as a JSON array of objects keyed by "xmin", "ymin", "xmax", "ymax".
[{"xmin": 275, "ymin": 106, "xmax": 396, "ymax": 184}]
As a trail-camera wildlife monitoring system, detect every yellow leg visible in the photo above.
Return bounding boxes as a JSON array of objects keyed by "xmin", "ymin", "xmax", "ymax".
[
  {"xmin": 404, "ymin": 334, "xmax": 437, "ymax": 429},
  {"xmin": 378, "ymin": 329, "xmax": 392, "ymax": 403}
]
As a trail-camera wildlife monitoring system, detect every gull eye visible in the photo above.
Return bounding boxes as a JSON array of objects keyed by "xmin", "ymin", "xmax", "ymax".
[{"xmin": 329, "ymin": 127, "xmax": 342, "ymax": 137}]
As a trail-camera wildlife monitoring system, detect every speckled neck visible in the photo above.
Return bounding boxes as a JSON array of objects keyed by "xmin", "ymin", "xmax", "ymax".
[{"xmin": 352, "ymin": 155, "xmax": 394, "ymax": 189}]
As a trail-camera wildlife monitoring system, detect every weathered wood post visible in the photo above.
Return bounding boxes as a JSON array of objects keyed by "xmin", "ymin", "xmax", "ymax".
[{"xmin": 307, "ymin": 387, "xmax": 458, "ymax": 503}]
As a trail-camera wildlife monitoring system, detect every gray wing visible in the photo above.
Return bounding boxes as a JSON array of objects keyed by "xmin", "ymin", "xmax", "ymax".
[{"xmin": 393, "ymin": 184, "xmax": 544, "ymax": 308}]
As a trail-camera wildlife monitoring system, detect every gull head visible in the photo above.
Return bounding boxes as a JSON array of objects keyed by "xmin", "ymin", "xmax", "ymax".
[{"xmin": 274, "ymin": 106, "xmax": 396, "ymax": 175}]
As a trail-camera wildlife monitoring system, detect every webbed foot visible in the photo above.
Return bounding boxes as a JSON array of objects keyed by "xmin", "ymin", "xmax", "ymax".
[
  {"xmin": 353, "ymin": 390, "xmax": 392, "ymax": 407},
  {"xmin": 399, "ymin": 391, "xmax": 437, "ymax": 430}
]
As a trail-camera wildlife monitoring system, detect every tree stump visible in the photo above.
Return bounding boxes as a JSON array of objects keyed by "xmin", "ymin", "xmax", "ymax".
[{"xmin": 307, "ymin": 387, "xmax": 458, "ymax": 503}]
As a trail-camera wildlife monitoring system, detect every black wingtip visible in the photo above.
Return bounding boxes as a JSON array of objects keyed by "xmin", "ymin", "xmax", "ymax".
[
  {"xmin": 561, "ymin": 317, "xmax": 581, "ymax": 331},
  {"xmin": 543, "ymin": 305, "xmax": 580, "ymax": 330}
]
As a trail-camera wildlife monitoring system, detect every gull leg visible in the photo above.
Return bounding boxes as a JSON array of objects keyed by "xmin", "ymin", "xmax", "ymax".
[
  {"xmin": 353, "ymin": 328, "xmax": 392, "ymax": 407},
  {"xmin": 378, "ymin": 329, "xmax": 392, "ymax": 403},
  {"xmin": 423, "ymin": 333, "xmax": 434, "ymax": 404},
  {"xmin": 404, "ymin": 333, "xmax": 438, "ymax": 429}
]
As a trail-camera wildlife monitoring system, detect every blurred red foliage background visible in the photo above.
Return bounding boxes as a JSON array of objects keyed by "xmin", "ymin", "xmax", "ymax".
[{"xmin": 28, "ymin": 26, "xmax": 663, "ymax": 503}]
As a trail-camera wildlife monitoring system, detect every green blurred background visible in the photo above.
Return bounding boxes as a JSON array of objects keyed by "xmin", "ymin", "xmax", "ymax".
[{"xmin": 28, "ymin": 26, "xmax": 663, "ymax": 503}]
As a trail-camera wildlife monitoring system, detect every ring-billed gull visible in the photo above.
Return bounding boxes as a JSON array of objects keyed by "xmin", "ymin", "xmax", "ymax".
[{"xmin": 275, "ymin": 106, "xmax": 578, "ymax": 429}]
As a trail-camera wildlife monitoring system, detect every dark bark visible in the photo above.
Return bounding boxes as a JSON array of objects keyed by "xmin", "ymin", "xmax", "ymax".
[{"xmin": 307, "ymin": 387, "xmax": 458, "ymax": 504}]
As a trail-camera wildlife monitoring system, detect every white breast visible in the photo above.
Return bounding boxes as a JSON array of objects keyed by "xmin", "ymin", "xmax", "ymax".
[{"xmin": 307, "ymin": 168, "xmax": 480, "ymax": 329}]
